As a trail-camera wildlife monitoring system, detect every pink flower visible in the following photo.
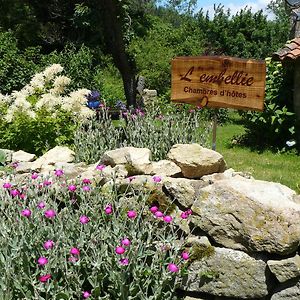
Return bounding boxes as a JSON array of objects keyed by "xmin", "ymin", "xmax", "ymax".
[
  {"xmin": 167, "ymin": 263, "xmax": 179, "ymax": 273},
  {"xmin": 10, "ymin": 189, "xmax": 19, "ymax": 197},
  {"xmin": 152, "ymin": 175, "xmax": 162, "ymax": 183},
  {"xmin": 163, "ymin": 215, "xmax": 173, "ymax": 223},
  {"xmin": 80, "ymin": 215, "xmax": 90, "ymax": 224},
  {"xmin": 54, "ymin": 169, "xmax": 64, "ymax": 177},
  {"xmin": 187, "ymin": 209, "xmax": 193, "ymax": 215},
  {"xmin": 37, "ymin": 201, "xmax": 46, "ymax": 209},
  {"xmin": 150, "ymin": 206, "xmax": 159, "ymax": 213},
  {"xmin": 21, "ymin": 209, "xmax": 31, "ymax": 218},
  {"xmin": 3, "ymin": 182, "xmax": 12, "ymax": 189},
  {"xmin": 37, "ymin": 256, "xmax": 48, "ymax": 266},
  {"xmin": 43, "ymin": 180, "xmax": 52, "ymax": 187},
  {"xmin": 121, "ymin": 238, "xmax": 131, "ymax": 246},
  {"xmin": 68, "ymin": 185, "xmax": 77, "ymax": 192},
  {"xmin": 31, "ymin": 173, "xmax": 39, "ymax": 179},
  {"xmin": 127, "ymin": 176, "xmax": 136, "ymax": 182},
  {"xmin": 82, "ymin": 185, "xmax": 90, "ymax": 192},
  {"xmin": 154, "ymin": 211, "xmax": 164, "ymax": 218},
  {"xmin": 39, "ymin": 274, "xmax": 51, "ymax": 283},
  {"xmin": 115, "ymin": 246, "xmax": 125, "ymax": 255},
  {"xmin": 43, "ymin": 240, "xmax": 54, "ymax": 250},
  {"xmin": 68, "ymin": 256, "xmax": 79, "ymax": 263},
  {"xmin": 82, "ymin": 291, "xmax": 91, "ymax": 298},
  {"xmin": 127, "ymin": 210, "xmax": 137, "ymax": 219},
  {"xmin": 104, "ymin": 204, "xmax": 113, "ymax": 215},
  {"xmin": 70, "ymin": 247, "xmax": 80, "ymax": 256},
  {"xmin": 19, "ymin": 193, "xmax": 26, "ymax": 200},
  {"xmin": 181, "ymin": 251, "xmax": 189, "ymax": 260},
  {"xmin": 119, "ymin": 258, "xmax": 129, "ymax": 266},
  {"xmin": 96, "ymin": 164, "xmax": 106, "ymax": 171},
  {"xmin": 44, "ymin": 209, "xmax": 56, "ymax": 219},
  {"xmin": 180, "ymin": 212, "xmax": 189, "ymax": 219},
  {"xmin": 82, "ymin": 178, "xmax": 91, "ymax": 184}
]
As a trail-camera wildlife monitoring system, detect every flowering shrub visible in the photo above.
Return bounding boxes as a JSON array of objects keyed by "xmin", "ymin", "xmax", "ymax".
[
  {"xmin": 0, "ymin": 171, "xmax": 192, "ymax": 299},
  {"xmin": 0, "ymin": 64, "xmax": 94, "ymax": 155}
]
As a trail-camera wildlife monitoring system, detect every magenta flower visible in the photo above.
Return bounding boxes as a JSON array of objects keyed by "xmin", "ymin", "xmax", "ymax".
[
  {"xmin": 104, "ymin": 204, "xmax": 113, "ymax": 215},
  {"xmin": 54, "ymin": 169, "xmax": 64, "ymax": 177},
  {"xmin": 115, "ymin": 246, "xmax": 126, "ymax": 255},
  {"xmin": 82, "ymin": 178, "xmax": 91, "ymax": 184},
  {"xmin": 181, "ymin": 251, "xmax": 189, "ymax": 260},
  {"xmin": 167, "ymin": 263, "xmax": 179, "ymax": 273},
  {"xmin": 19, "ymin": 193, "xmax": 26, "ymax": 200},
  {"xmin": 154, "ymin": 211, "xmax": 164, "ymax": 218},
  {"xmin": 82, "ymin": 185, "xmax": 90, "ymax": 192},
  {"xmin": 119, "ymin": 258, "xmax": 129, "ymax": 266},
  {"xmin": 187, "ymin": 209, "xmax": 193, "ymax": 215},
  {"xmin": 163, "ymin": 215, "xmax": 173, "ymax": 223},
  {"xmin": 37, "ymin": 256, "xmax": 48, "ymax": 266},
  {"xmin": 31, "ymin": 173, "xmax": 39, "ymax": 179},
  {"xmin": 44, "ymin": 209, "xmax": 56, "ymax": 219},
  {"xmin": 21, "ymin": 209, "xmax": 31, "ymax": 218},
  {"xmin": 37, "ymin": 201, "xmax": 46, "ymax": 209},
  {"xmin": 180, "ymin": 212, "xmax": 189, "ymax": 219},
  {"xmin": 82, "ymin": 291, "xmax": 91, "ymax": 298},
  {"xmin": 43, "ymin": 180, "xmax": 52, "ymax": 187},
  {"xmin": 121, "ymin": 238, "xmax": 131, "ymax": 246},
  {"xmin": 152, "ymin": 175, "xmax": 162, "ymax": 183},
  {"xmin": 10, "ymin": 189, "xmax": 19, "ymax": 197},
  {"xmin": 70, "ymin": 247, "xmax": 80, "ymax": 256},
  {"xmin": 127, "ymin": 210, "xmax": 137, "ymax": 219},
  {"xmin": 68, "ymin": 184, "xmax": 77, "ymax": 192},
  {"xmin": 3, "ymin": 182, "xmax": 12, "ymax": 189},
  {"xmin": 43, "ymin": 240, "xmax": 54, "ymax": 250},
  {"xmin": 150, "ymin": 206, "xmax": 159, "ymax": 213},
  {"xmin": 80, "ymin": 215, "xmax": 90, "ymax": 224},
  {"xmin": 96, "ymin": 164, "xmax": 106, "ymax": 171},
  {"xmin": 39, "ymin": 274, "xmax": 51, "ymax": 283}
]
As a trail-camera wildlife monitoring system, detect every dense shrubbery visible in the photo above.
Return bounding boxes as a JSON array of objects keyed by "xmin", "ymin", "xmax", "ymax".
[{"xmin": 0, "ymin": 171, "xmax": 192, "ymax": 299}]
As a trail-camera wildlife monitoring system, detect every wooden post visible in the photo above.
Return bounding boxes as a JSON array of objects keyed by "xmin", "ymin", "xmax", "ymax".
[{"xmin": 212, "ymin": 110, "xmax": 218, "ymax": 151}]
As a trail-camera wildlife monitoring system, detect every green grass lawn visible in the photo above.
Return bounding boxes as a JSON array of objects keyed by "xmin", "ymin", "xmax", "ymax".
[{"xmin": 212, "ymin": 120, "xmax": 300, "ymax": 193}]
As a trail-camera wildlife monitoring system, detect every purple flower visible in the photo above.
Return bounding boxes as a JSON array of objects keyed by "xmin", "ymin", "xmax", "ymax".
[
  {"xmin": 37, "ymin": 256, "xmax": 48, "ymax": 266},
  {"xmin": 54, "ymin": 169, "xmax": 64, "ymax": 177},
  {"xmin": 119, "ymin": 258, "xmax": 129, "ymax": 266},
  {"xmin": 127, "ymin": 210, "xmax": 137, "ymax": 219},
  {"xmin": 37, "ymin": 201, "xmax": 46, "ymax": 209},
  {"xmin": 96, "ymin": 164, "xmax": 106, "ymax": 171},
  {"xmin": 68, "ymin": 185, "xmax": 77, "ymax": 192},
  {"xmin": 163, "ymin": 215, "xmax": 173, "ymax": 223},
  {"xmin": 31, "ymin": 173, "xmax": 39, "ymax": 180},
  {"xmin": 167, "ymin": 263, "xmax": 179, "ymax": 273},
  {"xmin": 181, "ymin": 251, "xmax": 189, "ymax": 260},
  {"xmin": 21, "ymin": 209, "xmax": 31, "ymax": 218},
  {"xmin": 82, "ymin": 178, "xmax": 91, "ymax": 184},
  {"xmin": 70, "ymin": 247, "xmax": 80, "ymax": 256},
  {"xmin": 44, "ymin": 209, "xmax": 56, "ymax": 219},
  {"xmin": 152, "ymin": 175, "xmax": 162, "ymax": 183},
  {"xmin": 3, "ymin": 182, "xmax": 12, "ymax": 189},
  {"xmin": 150, "ymin": 206, "xmax": 159, "ymax": 213},
  {"xmin": 115, "ymin": 246, "xmax": 125, "ymax": 255},
  {"xmin": 82, "ymin": 291, "xmax": 91, "ymax": 299},
  {"xmin": 82, "ymin": 185, "xmax": 91, "ymax": 192},
  {"xmin": 39, "ymin": 274, "xmax": 51, "ymax": 283},
  {"xmin": 80, "ymin": 215, "xmax": 90, "ymax": 224},
  {"xmin": 104, "ymin": 204, "xmax": 113, "ymax": 215},
  {"xmin": 154, "ymin": 211, "xmax": 164, "ymax": 218},
  {"xmin": 10, "ymin": 189, "xmax": 19, "ymax": 197},
  {"xmin": 43, "ymin": 240, "xmax": 54, "ymax": 250},
  {"xmin": 121, "ymin": 238, "xmax": 131, "ymax": 246},
  {"xmin": 43, "ymin": 180, "xmax": 52, "ymax": 187}
]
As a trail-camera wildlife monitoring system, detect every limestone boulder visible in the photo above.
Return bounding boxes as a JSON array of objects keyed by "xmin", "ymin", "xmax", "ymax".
[
  {"xmin": 271, "ymin": 280, "xmax": 300, "ymax": 300},
  {"xmin": 150, "ymin": 160, "xmax": 182, "ymax": 177},
  {"xmin": 15, "ymin": 162, "xmax": 35, "ymax": 173},
  {"xmin": 267, "ymin": 255, "xmax": 300, "ymax": 283},
  {"xmin": 54, "ymin": 162, "xmax": 88, "ymax": 179},
  {"xmin": 182, "ymin": 247, "xmax": 269, "ymax": 299},
  {"xmin": 167, "ymin": 144, "xmax": 226, "ymax": 178},
  {"xmin": 191, "ymin": 177, "xmax": 300, "ymax": 255},
  {"xmin": 12, "ymin": 150, "xmax": 35, "ymax": 162},
  {"xmin": 101, "ymin": 147, "xmax": 151, "ymax": 167}
]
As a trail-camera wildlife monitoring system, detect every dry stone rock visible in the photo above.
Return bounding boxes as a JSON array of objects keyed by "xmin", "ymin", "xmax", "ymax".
[
  {"xmin": 101, "ymin": 147, "xmax": 151, "ymax": 167},
  {"xmin": 54, "ymin": 162, "xmax": 87, "ymax": 179},
  {"xmin": 182, "ymin": 247, "xmax": 269, "ymax": 299},
  {"xmin": 191, "ymin": 177, "xmax": 300, "ymax": 255},
  {"xmin": 271, "ymin": 280, "xmax": 300, "ymax": 300},
  {"xmin": 15, "ymin": 162, "xmax": 35, "ymax": 173},
  {"xmin": 267, "ymin": 255, "xmax": 300, "ymax": 283},
  {"xmin": 167, "ymin": 144, "xmax": 226, "ymax": 178},
  {"xmin": 150, "ymin": 160, "xmax": 181, "ymax": 177},
  {"xmin": 12, "ymin": 150, "xmax": 35, "ymax": 162}
]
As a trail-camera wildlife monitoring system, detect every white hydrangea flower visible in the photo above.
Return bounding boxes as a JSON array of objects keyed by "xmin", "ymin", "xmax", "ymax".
[
  {"xmin": 30, "ymin": 72, "xmax": 45, "ymax": 89},
  {"xmin": 21, "ymin": 84, "xmax": 35, "ymax": 96},
  {"xmin": 43, "ymin": 64, "xmax": 64, "ymax": 81},
  {"xmin": 50, "ymin": 76, "xmax": 71, "ymax": 95},
  {"xmin": 35, "ymin": 93, "xmax": 62, "ymax": 110}
]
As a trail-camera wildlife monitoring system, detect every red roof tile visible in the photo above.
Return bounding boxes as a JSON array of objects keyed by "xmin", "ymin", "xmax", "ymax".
[{"xmin": 273, "ymin": 38, "xmax": 300, "ymax": 61}]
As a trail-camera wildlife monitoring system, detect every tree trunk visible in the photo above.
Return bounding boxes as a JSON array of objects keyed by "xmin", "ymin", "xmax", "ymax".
[{"xmin": 102, "ymin": 0, "xmax": 137, "ymax": 107}]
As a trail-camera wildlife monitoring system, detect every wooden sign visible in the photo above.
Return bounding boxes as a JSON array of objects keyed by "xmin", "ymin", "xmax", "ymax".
[{"xmin": 171, "ymin": 56, "xmax": 266, "ymax": 111}]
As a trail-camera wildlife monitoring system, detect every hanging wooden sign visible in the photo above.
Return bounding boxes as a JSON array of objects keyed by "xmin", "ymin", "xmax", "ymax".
[{"xmin": 171, "ymin": 56, "xmax": 266, "ymax": 111}]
